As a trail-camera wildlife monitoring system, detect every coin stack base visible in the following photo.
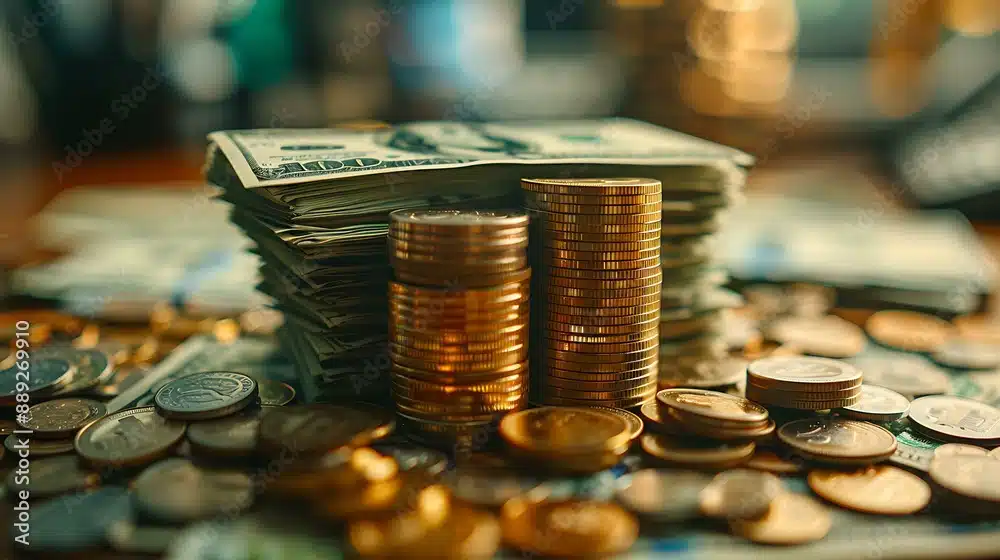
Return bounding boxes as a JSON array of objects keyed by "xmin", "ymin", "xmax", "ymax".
[{"xmin": 745, "ymin": 356, "xmax": 863, "ymax": 411}]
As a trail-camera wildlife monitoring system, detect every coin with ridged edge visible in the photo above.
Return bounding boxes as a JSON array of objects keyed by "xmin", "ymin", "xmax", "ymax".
[
  {"xmin": 838, "ymin": 385, "xmax": 910, "ymax": 422},
  {"xmin": 18, "ymin": 398, "xmax": 106, "ymax": 439},
  {"xmin": 154, "ymin": 372, "xmax": 258, "ymax": 421},
  {"xmin": 640, "ymin": 433, "xmax": 755, "ymax": 468},
  {"xmin": 747, "ymin": 356, "xmax": 862, "ymax": 391},
  {"xmin": 521, "ymin": 177, "xmax": 662, "ymax": 195},
  {"xmin": 778, "ymin": 417, "xmax": 897, "ymax": 464}
]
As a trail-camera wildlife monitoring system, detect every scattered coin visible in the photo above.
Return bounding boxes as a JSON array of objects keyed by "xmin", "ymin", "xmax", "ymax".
[
  {"xmin": 107, "ymin": 520, "xmax": 183, "ymax": 555},
  {"xmin": 766, "ymin": 315, "xmax": 866, "ymax": 358},
  {"xmin": 255, "ymin": 378, "xmax": 296, "ymax": 406},
  {"xmin": 929, "ymin": 454, "xmax": 1000, "ymax": 505},
  {"xmin": 17, "ymin": 486, "xmax": 132, "ymax": 550},
  {"xmin": 154, "ymin": 371, "xmax": 258, "ymax": 420},
  {"xmin": 932, "ymin": 338, "xmax": 1000, "ymax": 370},
  {"xmin": 74, "ymin": 406, "xmax": 186, "ymax": 467},
  {"xmin": 5, "ymin": 455, "xmax": 100, "ymax": 498},
  {"xmin": 4, "ymin": 434, "xmax": 75, "ymax": 457},
  {"xmin": 614, "ymin": 469, "xmax": 712, "ymax": 521},
  {"xmin": 699, "ymin": 469, "xmax": 782, "ymax": 520},
  {"xmin": 908, "ymin": 395, "xmax": 1000, "ymax": 445},
  {"xmin": 808, "ymin": 465, "xmax": 931, "ymax": 515},
  {"xmin": 658, "ymin": 388, "xmax": 768, "ymax": 424},
  {"xmin": 501, "ymin": 493, "xmax": 638, "ymax": 558},
  {"xmin": 134, "ymin": 458, "xmax": 254, "ymax": 523},
  {"xmin": 640, "ymin": 433, "xmax": 755, "ymax": 469},
  {"xmin": 729, "ymin": 493, "xmax": 831, "ymax": 545},
  {"xmin": 934, "ymin": 443, "xmax": 989, "ymax": 458},
  {"xmin": 18, "ymin": 398, "xmax": 106, "ymax": 439},
  {"xmin": 777, "ymin": 417, "xmax": 897, "ymax": 464},
  {"xmin": 186, "ymin": 406, "xmax": 268, "ymax": 457},
  {"xmin": 747, "ymin": 356, "xmax": 862, "ymax": 390},
  {"xmin": 838, "ymin": 385, "xmax": 910, "ymax": 422},
  {"xmin": 0, "ymin": 420, "xmax": 15, "ymax": 436},
  {"xmin": 445, "ymin": 469, "xmax": 539, "ymax": 509},
  {"xmin": 0, "ymin": 358, "xmax": 76, "ymax": 405},
  {"xmin": 851, "ymin": 354, "xmax": 951, "ymax": 397},
  {"xmin": 744, "ymin": 449, "xmax": 805, "ymax": 474},
  {"xmin": 990, "ymin": 447, "xmax": 1000, "ymax": 460},
  {"xmin": 257, "ymin": 403, "xmax": 395, "ymax": 458},
  {"xmin": 953, "ymin": 315, "xmax": 1000, "ymax": 345},
  {"xmin": 865, "ymin": 310, "xmax": 953, "ymax": 353},
  {"xmin": 500, "ymin": 407, "xmax": 631, "ymax": 456},
  {"xmin": 589, "ymin": 406, "xmax": 644, "ymax": 441},
  {"xmin": 373, "ymin": 445, "xmax": 449, "ymax": 477},
  {"xmin": 37, "ymin": 347, "xmax": 115, "ymax": 395}
]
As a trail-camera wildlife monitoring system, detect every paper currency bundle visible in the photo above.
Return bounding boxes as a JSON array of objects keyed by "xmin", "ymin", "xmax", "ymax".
[{"xmin": 205, "ymin": 120, "xmax": 750, "ymax": 403}]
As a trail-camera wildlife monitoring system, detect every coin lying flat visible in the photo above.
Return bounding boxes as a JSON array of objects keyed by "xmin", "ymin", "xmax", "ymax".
[
  {"xmin": 989, "ymin": 447, "xmax": 1000, "ymax": 460},
  {"xmin": 19, "ymin": 486, "xmax": 132, "ymax": 551},
  {"xmin": 501, "ymin": 494, "xmax": 638, "ymax": 558},
  {"xmin": 74, "ymin": 406, "xmax": 186, "ymax": 467},
  {"xmin": 953, "ymin": 315, "xmax": 1000, "ymax": 345},
  {"xmin": 186, "ymin": 406, "xmax": 268, "ymax": 457},
  {"xmin": 657, "ymin": 388, "xmax": 768, "ymax": 424},
  {"xmin": 932, "ymin": 338, "xmax": 1000, "ymax": 370},
  {"xmin": 640, "ymin": 433, "xmax": 755, "ymax": 469},
  {"xmin": 134, "ymin": 458, "xmax": 254, "ymax": 523},
  {"xmin": 499, "ymin": 407, "xmax": 631, "ymax": 455},
  {"xmin": 34, "ymin": 347, "xmax": 114, "ymax": 396},
  {"xmin": 614, "ymin": 469, "xmax": 712, "ymax": 522},
  {"xmin": 747, "ymin": 356, "xmax": 862, "ymax": 390},
  {"xmin": 728, "ymin": 493, "xmax": 831, "ymax": 545},
  {"xmin": 5, "ymin": 455, "xmax": 100, "ymax": 498},
  {"xmin": 154, "ymin": 371, "xmax": 258, "ymax": 420},
  {"xmin": 744, "ymin": 449, "xmax": 805, "ymax": 474},
  {"xmin": 865, "ymin": 310, "xmax": 953, "ymax": 353},
  {"xmin": 588, "ymin": 407, "xmax": 644, "ymax": 441},
  {"xmin": 838, "ymin": 385, "xmax": 910, "ymax": 422},
  {"xmin": 808, "ymin": 465, "xmax": 931, "ymax": 515},
  {"xmin": 908, "ymin": 395, "xmax": 1000, "ymax": 445},
  {"xmin": 766, "ymin": 315, "xmax": 866, "ymax": 358},
  {"xmin": 699, "ymin": 469, "xmax": 782, "ymax": 520},
  {"xmin": 929, "ymin": 455, "xmax": 1000, "ymax": 504},
  {"xmin": 374, "ymin": 445, "xmax": 449, "ymax": 477},
  {"xmin": 4, "ymin": 434, "xmax": 75, "ymax": 457},
  {"xmin": 257, "ymin": 403, "xmax": 395, "ymax": 457},
  {"xmin": 934, "ymin": 443, "xmax": 988, "ymax": 458},
  {"xmin": 18, "ymin": 398, "xmax": 106, "ymax": 439},
  {"xmin": 0, "ymin": 358, "xmax": 75, "ymax": 405},
  {"xmin": 255, "ymin": 378, "xmax": 296, "ymax": 406},
  {"xmin": 777, "ymin": 417, "xmax": 897, "ymax": 464}
]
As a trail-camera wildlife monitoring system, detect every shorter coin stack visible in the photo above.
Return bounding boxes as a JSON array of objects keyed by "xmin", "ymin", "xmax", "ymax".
[
  {"xmin": 745, "ymin": 356, "xmax": 863, "ymax": 410},
  {"xmin": 499, "ymin": 407, "xmax": 633, "ymax": 474},
  {"xmin": 654, "ymin": 388, "xmax": 775, "ymax": 440},
  {"xmin": 522, "ymin": 178, "xmax": 662, "ymax": 409},
  {"xmin": 388, "ymin": 210, "xmax": 530, "ymax": 448}
]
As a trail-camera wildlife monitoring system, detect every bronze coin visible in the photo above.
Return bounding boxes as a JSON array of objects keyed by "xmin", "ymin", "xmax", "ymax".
[{"xmin": 19, "ymin": 398, "xmax": 106, "ymax": 439}]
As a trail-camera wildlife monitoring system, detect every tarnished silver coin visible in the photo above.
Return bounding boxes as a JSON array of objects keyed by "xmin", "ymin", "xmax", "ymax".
[
  {"xmin": 18, "ymin": 398, "xmax": 107, "ymax": 439},
  {"xmin": 850, "ymin": 354, "xmax": 950, "ymax": 398},
  {"xmin": 74, "ymin": 407, "xmax": 186, "ymax": 467},
  {"xmin": 838, "ymin": 385, "xmax": 910, "ymax": 422},
  {"xmin": 255, "ymin": 378, "xmax": 296, "ymax": 406},
  {"xmin": 615, "ymin": 469, "xmax": 712, "ymax": 521},
  {"xmin": 0, "ymin": 358, "xmax": 76, "ymax": 405},
  {"xmin": 909, "ymin": 395, "xmax": 1000, "ymax": 445},
  {"xmin": 154, "ymin": 372, "xmax": 258, "ymax": 420},
  {"xmin": 699, "ymin": 469, "xmax": 783, "ymax": 520},
  {"xmin": 134, "ymin": 458, "xmax": 254, "ymax": 523},
  {"xmin": 33, "ymin": 347, "xmax": 114, "ymax": 395},
  {"xmin": 186, "ymin": 407, "xmax": 269, "ymax": 457},
  {"xmin": 932, "ymin": 339, "xmax": 1000, "ymax": 370}
]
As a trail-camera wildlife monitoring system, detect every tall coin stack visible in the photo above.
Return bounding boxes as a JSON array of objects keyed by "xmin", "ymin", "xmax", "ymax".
[
  {"xmin": 657, "ymin": 165, "xmax": 747, "ymax": 390},
  {"xmin": 523, "ymin": 178, "xmax": 662, "ymax": 409},
  {"xmin": 387, "ymin": 210, "xmax": 531, "ymax": 448}
]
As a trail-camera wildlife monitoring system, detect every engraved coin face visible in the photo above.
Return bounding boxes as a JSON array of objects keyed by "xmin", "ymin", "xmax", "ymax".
[
  {"xmin": 0, "ymin": 358, "xmax": 75, "ymax": 402},
  {"xmin": 74, "ymin": 407, "xmax": 186, "ymax": 467},
  {"xmin": 748, "ymin": 356, "xmax": 861, "ymax": 389},
  {"xmin": 255, "ymin": 378, "xmax": 296, "ymax": 406},
  {"xmin": 807, "ymin": 465, "xmax": 931, "ymax": 515},
  {"xmin": 657, "ymin": 389, "xmax": 768, "ymax": 423},
  {"xmin": 19, "ymin": 398, "xmax": 106, "ymax": 439},
  {"xmin": 908, "ymin": 395, "xmax": 1000, "ymax": 445},
  {"xmin": 34, "ymin": 347, "xmax": 113, "ymax": 395},
  {"xmin": 777, "ymin": 417, "xmax": 897, "ymax": 461},
  {"xmin": 840, "ymin": 385, "xmax": 910, "ymax": 422},
  {"xmin": 154, "ymin": 372, "xmax": 258, "ymax": 420},
  {"xmin": 499, "ymin": 407, "xmax": 631, "ymax": 454},
  {"xmin": 929, "ymin": 455, "xmax": 1000, "ymax": 503},
  {"xmin": 134, "ymin": 458, "xmax": 254, "ymax": 523}
]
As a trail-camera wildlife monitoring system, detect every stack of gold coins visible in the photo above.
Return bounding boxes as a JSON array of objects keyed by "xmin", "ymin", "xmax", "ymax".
[
  {"xmin": 387, "ymin": 210, "xmax": 531, "ymax": 448},
  {"xmin": 745, "ymin": 356, "xmax": 863, "ymax": 411},
  {"xmin": 522, "ymin": 178, "xmax": 662, "ymax": 409},
  {"xmin": 653, "ymin": 388, "xmax": 775, "ymax": 440}
]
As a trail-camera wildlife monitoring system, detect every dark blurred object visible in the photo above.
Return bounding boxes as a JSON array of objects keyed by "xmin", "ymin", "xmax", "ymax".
[{"xmin": 890, "ymin": 73, "xmax": 1000, "ymax": 222}]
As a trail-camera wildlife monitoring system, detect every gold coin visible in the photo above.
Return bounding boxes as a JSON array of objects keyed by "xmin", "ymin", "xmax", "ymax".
[
  {"xmin": 547, "ymin": 364, "xmax": 657, "ymax": 383},
  {"xmin": 547, "ymin": 311, "xmax": 662, "ymax": 328},
  {"xmin": 74, "ymin": 407, "xmax": 185, "ymax": 467},
  {"xmin": 953, "ymin": 315, "xmax": 1000, "ymax": 345},
  {"xmin": 391, "ymin": 308, "xmax": 528, "ymax": 327},
  {"xmin": 500, "ymin": 407, "xmax": 631, "ymax": 455},
  {"xmin": 534, "ymin": 217, "xmax": 662, "ymax": 232},
  {"xmin": 391, "ymin": 361, "xmax": 528, "ymax": 384},
  {"xmin": 657, "ymin": 388, "xmax": 768, "ymax": 424},
  {"xmin": 393, "ymin": 372, "xmax": 526, "ymax": 394},
  {"xmin": 393, "ymin": 271, "xmax": 531, "ymax": 289},
  {"xmin": 397, "ymin": 411, "xmax": 496, "ymax": 433},
  {"xmin": 744, "ymin": 382, "xmax": 862, "ymax": 400},
  {"xmin": 390, "ymin": 237, "xmax": 528, "ymax": 254},
  {"xmin": 392, "ymin": 333, "xmax": 526, "ymax": 354},
  {"xmin": 745, "ymin": 391, "xmax": 862, "ymax": 411},
  {"xmin": 545, "ymin": 270, "xmax": 662, "ymax": 289},
  {"xmin": 389, "ymin": 209, "xmax": 529, "ymax": 232},
  {"xmin": 545, "ymin": 293, "xmax": 660, "ymax": 309},
  {"xmin": 394, "ymin": 387, "xmax": 526, "ymax": 410},
  {"xmin": 525, "ymin": 191, "xmax": 663, "ymax": 205},
  {"xmin": 395, "ymin": 395, "xmax": 524, "ymax": 417},
  {"xmin": 390, "ymin": 301, "xmax": 529, "ymax": 320},
  {"xmin": 390, "ymin": 280, "xmax": 529, "ymax": 300},
  {"xmin": 19, "ymin": 398, "xmax": 107, "ymax": 439},
  {"xmin": 526, "ymin": 200, "xmax": 662, "ymax": 215},
  {"xmin": 934, "ymin": 443, "xmax": 989, "ymax": 458},
  {"xmin": 545, "ymin": 300, "xmax": 661, "ymax": 316},
  {"xmin": 541, "ymin": 238, "xmax": 663, "ymax": 253},
  {"xmin": 640, "ymin": 433, "xmax": 755, "ymax": 468},
  {"xmin": 544, "ymin": 264, "xmax": 663, "ymax": 281},
  {"xmin": 541, "ymin": 393, "xmax": 654, "ymax": 409},
  {"xmin": 389, "ymin": 342, "xmax": 526, "ymax": 362},
  {"xmin": 745, "ymin": 449, "xmax": 805, "ymax": 474},
  {"xmin": 392, "ymin": 315, "xmax": 529, "ymax": 333},
  {"xmin": 500, "ymin": 495, "xmax": 638, "ymax": 558},
  {"xmin": 389, "ymin": 226, "xmax": 528, "ymax": 243},
  {"xmin": 392, "ymin": 323, "xmax": 529, "ymax": 343},
  {"xmin": 545, "ymin": 317, "xmax": 660, "ymax": 337},
  {"xmin": 539, "ymin": 381, "xmax": 657, "ymax": 401},
  {"xmin": 540, "ymin": 228, "xmax": 662, "ymax": 244},
  {"xmin": 587, "ymin": 407, "xmax": 643, "ymax": 441},
  {"xmin": 544, "ymin": 337, "xmax": 658, "ymax": 355},
  {"xmin": 543, "ymin": 375, "xmax": 655, "ymax": 393},
  {"xmin": 777, "ymin": 418, "xmax": 897, "ymax": 463},
  {"xmin": 668, "ymin": 413, "xmax": 776, "ymax": 440},
  {"xmin": 391, "ymin": 352, "xmax": 525, "ymax": 374},
  {"xmin": 547, "ymin": 354, "xmax": 659, "ymax": 374},
  {"xmin": 543, "ymin": 256, "xmax": 661, "ymax": 272},
  {"xmin": 808, "ymin": 466, "xmax": 931, "ymax": 515},
  {"xmin": 547, "ymin": 283, "xmax": 661, "ymax": 299},
  {"xmin": 541, "ymin": 245, "xmax": 660, "ymax": 261},
  {"xmin": 392, "ymin": 253, "xmax": 528, "ymax": 271},
  {"xmin": 865, "ymin": 310, "xmax": 953, "ymax": 353},
  {"xmin": 508, "ymin": 444, "xmax": 628, "ymax": 474},
  {"xmin": 522, "ymin": 177, "xmax": 661, "ymax": 195},
  {"xmin": 542, "ymin": 346, "xmax": 659, "ymax": 364},
  {"xmin": 729, "ymin": 493, "xmax": 831, "ymax": 545},
  {"xmin": 638, "ymin": 402, "xmax": 685, "ymax": 435},
  {"xmin": 546, "ymin": 327, "xmax": 659, "ymax": 345}
]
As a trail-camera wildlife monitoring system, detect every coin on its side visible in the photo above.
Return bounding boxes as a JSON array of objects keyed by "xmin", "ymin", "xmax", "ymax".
[
  {"xmin": 838, "ymin": 385, "xmax": 910, "ymax": 422},
  {"xmin": 865, "ymin": 310, "xmax": 952, "ymax": 353},
  {"xmin": 933, "ymin": 443, "xmax": 989, "ymax": 458},
  {"xmin": 18, "ymin": 398, "xmax": 106, "ymax": 439},
  {"xmin": 154, "ymin": 371, "xmax": 258, "ymax": 420},
  {"xmin": 186, "ymin": 406, "xmax": 268, "ymax": 457},
  {"xmin": 74, "ymin": 407, "xmax": 186, "ymax": 467},
  {"xmin": 614, "ymin": 469, "xmax": 711, "ymax": 522},
  {"xmin": 134, "ymin": 458, "xmax": 254, "ymax": 523},
  {"xmin": 5, "ymin": 455, "xmax": 100, "ymax": 499},
  {"xmin": 808, "ymin": 466, "xmax": 931, "ymax": 515},
  {"xmin": 501, "ymin": 494, "xmax": 638, "ymax": 558},
  {"xmin": 40, "ymin": 347, "xmax": 114, "ymax": 395},
  {"xmin": 929, "ymin": 454, "xmax": 1000, "ymax": 504},
  {"xmin": 908, "ymin": 395, "xmax": 1000, "ymax": 445},
  {"xmin": 255, "ymin": 378, "xmax": 296, "ymax": 406},
  {"xmin": 699, "ymin": 469, "xmax": 782, "ymax": 520},
  {"xmin": 729, "ymin": 493, "xmax": 831, "ymax": 545},
  {"xmin": 777, "ymin": 418, "xmax": 897, "ymax": 464}
]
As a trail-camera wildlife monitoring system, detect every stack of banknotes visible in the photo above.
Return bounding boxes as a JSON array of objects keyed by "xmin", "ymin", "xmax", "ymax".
[{"xmin": 205, "ymin": 120, "xmax": 750, "ymax": 403}]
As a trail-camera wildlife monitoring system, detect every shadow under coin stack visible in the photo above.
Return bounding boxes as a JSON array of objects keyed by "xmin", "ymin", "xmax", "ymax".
[
  {"xmin": 387, "ymin": 210, "xmax": 531, "ymax": 448},
  {"xmin": 522, "ymin": 178, "xmax": 662, "ymax": 409}
]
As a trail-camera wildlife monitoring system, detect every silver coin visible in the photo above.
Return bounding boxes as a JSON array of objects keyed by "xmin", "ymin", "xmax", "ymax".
[
  {"xmin": 4, "ymin": 434, "xmax": 75, "ymax": 457},
  {"xmin": 933, "ymin": 443, "xmax": 988, "ymax": 459},
  {"xmin": 932, "ymin": 339, "xmax": 1000, "ymax": 370},
  {"xmin": 134, "ymin": 458, "xmax": 254, "ymax": 523},
  {"xmin": 614, "ymin": 469, "xmax": 712, "ymax": 521},
  {"xmin": 186, "ymin": 407, "xmax": 268, "ymax": 457},
  {"xmin": 699, "ymin": 469, "xmax": 783, "ymax": 520},
  {"xmin": 747, "ymin": 356, "xmax": 861, "ymax": 390},
  {"xmin": 0, "ymin": 358, "xmax": 76, "ymax": 404},
  {"xmin": 34, "ymin": 347, "xmax": 114, "ymax": 395},
  {"xmin": 850, "ymin": 354, "xmax": 950, "ymax": 397},
  {"xmin": 909, "ymin": 395, "xmax": 1000, "ymax": 445},
  {"xmin": 154, "ymin": 371, "xmax": 258, "ymax": 420},
  {"xmin": 255, "ymin": 378, "xmax": 295, "ymax": 406},
  {"xmin": 839, "ymin": 385, "xmax": 910, "ymax": 422},
  {"xmin": 19, "ymin": 486, "xmax": 132, "ymax": 551}
]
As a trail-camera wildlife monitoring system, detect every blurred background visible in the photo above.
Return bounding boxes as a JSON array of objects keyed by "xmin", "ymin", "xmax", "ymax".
[{"xmin": 1, "ymin": 0, "xmax": 999, "ymax": 318}]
